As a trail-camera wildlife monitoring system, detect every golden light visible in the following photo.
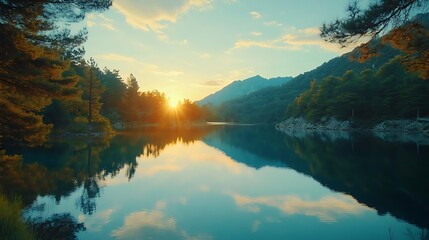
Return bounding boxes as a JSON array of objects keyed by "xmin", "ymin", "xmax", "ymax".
[{"xmin": 168, "ymin": 99, "xmax": 179, "ymax": 109}]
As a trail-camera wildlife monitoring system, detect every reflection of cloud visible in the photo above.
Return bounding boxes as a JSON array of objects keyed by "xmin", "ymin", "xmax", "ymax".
[
  {"xmin": 232, "ymin": 28, "xmax": 355, "ymax": 53},
  {"xmin": 141, "ymin": 164, "xmax": 183, "ymax": 176},
  {"xmin": 252, "ymin": 220, "xmax": 261, "ymax": 232},
  {"xmin": 113, "ymin": 0, "xmax": 212, "ymax": 32},
  {"xmin": 111, "ymin": 209, "xmax": 212, "ymax": 240},
  {"xmin": 233, "ymin": 194, "xmax": 371, "ymax": 222},
  {"xmin": 250, "ymin": 11, "xmax": 261, "ymax": 19},
  {"xmin": 81, "ymin": 209, "xmax": 116, "ymax": 232},
  {"xmin": 111, "ymin": 210, "xmax": 176, "ymax": 239}
]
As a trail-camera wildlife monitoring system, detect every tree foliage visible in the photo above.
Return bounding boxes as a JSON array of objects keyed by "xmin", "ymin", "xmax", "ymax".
[
  {"xmin": 0, "ymin": 0, "xmax": 111, "ymax": 145},
  {"xmin": 320, "ymin": 1, "xmax": 428, "ymax": 78},
  {"xmin": 285, "ymin": 57, "xmax": 429, "ymax": 124}
]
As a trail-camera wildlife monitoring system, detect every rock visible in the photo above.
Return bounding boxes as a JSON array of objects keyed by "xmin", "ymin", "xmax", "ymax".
[
  {"xmin": 372, "ymin": 120, "xmax": 429, "ymax": 132},
  {"xmin": 276, "ymin": 117, "xmax": 352, "ymax": 131}
]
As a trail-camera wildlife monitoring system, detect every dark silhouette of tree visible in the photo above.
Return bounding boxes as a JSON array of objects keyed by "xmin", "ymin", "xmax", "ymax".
[
  {"xmin": 320, "ymin": 1, "xmax": 428, "ymax": 78},
  {"xmin": 320, "ymin": 0, "xmax": 426, "ymax": 46},
  {"xmin": 31, "ymin": 213, "xmax": 86, "ymax": 240}
]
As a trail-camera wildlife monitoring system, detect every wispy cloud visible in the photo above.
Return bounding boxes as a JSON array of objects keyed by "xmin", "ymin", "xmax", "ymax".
[
  {"xmin": 232, "ymin": 27, "xmax": 354, "ymax": 53},
  {"xmin": 225, "ymin": 0, "xmax": 238, "ymax": 4},
  {"xmin": 97, "ymin": 54, "xmax": 185, "ymax": 78},
  {"xmin": 113, "ymin": 0, "xmax": 212, "ymax": 32},
  {"xmin": 200, "ymin": 53, "xmax": 211, "ymax": 59},
  {"xmin": 200, "ymin": 80, "xmax": 224, "ymax": 87},
  {"xmin": 86, "ymin": 13, "xmax": 116, "ymax": 31},
  {"xmin": 251, "ymin": 32, "xmax": 262, "ymax": 36},
  {"xmin": 264, "ymin": 21, "xmax": 282, "ymax": 27},
  {"xmin": 250, "ymin": 11, "xmax": 261, "ymax": 19},
  {"xmin": 98, "ymin": 53, "xmax": 136, "ymax": 62}
]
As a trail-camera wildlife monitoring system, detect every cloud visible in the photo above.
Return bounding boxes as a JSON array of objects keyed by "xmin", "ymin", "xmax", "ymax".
[
  {"xmin": 250, "ymin": 11, "xmax": 261, "ymax": 19},
  {"xmin": 97, "ymin": 54, "xmax": 185, "ymax": 77},
  {"xmin": 232, "ymin": 27, "xmax": 354, "ymax": 53},
  {"xmin": 251, "ymin": 32, "xmax": 262, "ymax": 36},
  {"xmin": 200, "ymin": 53, "xmax": 211, "ymax": 59},
  {"xmin": 232, "ymin": 194, "xmax": 371, "ymax": 223},
  {"xmin": 86, "ymin": 13, "xmax": 116, "ymax": 30},
  {"xmin": 200, "ymin": 80, "xmax": 223, "ymax": 86},
  {"xmin": 98, "ymin": 53, "xmax": 136, "ymax": 62},
  {"xmin": 113, "ymin": 0, "xmax": 212, "ymax": 32},
  {"xmin": 264, "ymin": 21, "xmax": 282, "ymax": 27},
  {"xmin": 153, "ymin": 70, "xmax": 185, "ymax": 76}
]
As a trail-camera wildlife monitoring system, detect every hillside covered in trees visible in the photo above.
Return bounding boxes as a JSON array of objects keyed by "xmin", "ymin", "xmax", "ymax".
[
  {"xmin": 285, "ymin": 57, "xmax": 429, "ymax": 124},
  {"xmin": 212, "ymin": 13, "xmax": 429, "ymax": 124},
  {"xmin": 212, "ymin": 46, "xmax": 401, "ymax": 123}
]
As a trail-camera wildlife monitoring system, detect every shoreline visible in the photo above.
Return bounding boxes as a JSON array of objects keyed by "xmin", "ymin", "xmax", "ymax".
[{"xmin": 275, "ymin": 117, "xmax": 429, "ymax": 134}]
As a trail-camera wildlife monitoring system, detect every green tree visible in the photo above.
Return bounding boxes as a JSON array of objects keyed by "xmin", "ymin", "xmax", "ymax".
[
  {"xmin": 99, "ymin": 68, "xmax": 127, "ymax": 122},
  {"xmin": 123, "ymin": 74, "xmax": 141, "ymax": 122},
  {"xmin": 0, "ymin": 0, "xmax": 112, "ymax": 145}
]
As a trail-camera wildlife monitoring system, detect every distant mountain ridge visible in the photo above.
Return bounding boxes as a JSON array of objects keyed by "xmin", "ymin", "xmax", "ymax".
[{"xmin": 196, "ymin": 75, "xmax": 292, "ymax": 106}]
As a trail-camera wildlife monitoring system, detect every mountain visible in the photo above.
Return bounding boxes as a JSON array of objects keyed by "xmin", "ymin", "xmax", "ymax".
[
  {"xmin": 215, "ymin": 46, "xmax": 401, "ymax": 123},
  {"xmin": 196, "ymin": 75, "xmax": 292, "ymax": 106}
]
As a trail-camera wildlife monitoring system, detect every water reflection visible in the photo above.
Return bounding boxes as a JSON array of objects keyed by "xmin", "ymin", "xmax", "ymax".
[{"xmin": 1, "ymin": 125, "xmax": 428, "ymax": 239}]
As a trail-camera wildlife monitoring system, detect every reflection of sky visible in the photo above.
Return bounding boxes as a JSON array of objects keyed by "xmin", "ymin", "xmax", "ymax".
[{"xmin": 28, "ymin": 140, "xmax": 414, "ymax": 240}]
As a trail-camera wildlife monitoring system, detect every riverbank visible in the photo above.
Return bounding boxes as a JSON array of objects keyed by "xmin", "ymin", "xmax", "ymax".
[{"xmin": 276, "ymin": 117, "xmax": 429, "ymax": 134}]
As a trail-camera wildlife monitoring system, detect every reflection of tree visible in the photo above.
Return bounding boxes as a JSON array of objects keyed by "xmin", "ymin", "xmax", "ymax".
[
  {"xmin": 31, "ymin": 213, "xmax": 85, "ymax": 240},
  {"xmin": 1, "ymin": 126, "xmax": 216, "ymax": 206},
  {"xmin": 280, "ymin": 131, "xmax": 429, "ymax": 228},
  {"xmin": 78, "ymin": 144, "xmax": 100, "ymax": 215},
  {"xmin": 405, "ymin": 227, "xmax": 429, "ymax": 240}
]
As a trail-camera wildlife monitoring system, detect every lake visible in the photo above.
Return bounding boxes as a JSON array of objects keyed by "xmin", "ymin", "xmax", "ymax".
[{"xmin": 3, "ymin": 125, "xmax": 428, "ymax": 239}]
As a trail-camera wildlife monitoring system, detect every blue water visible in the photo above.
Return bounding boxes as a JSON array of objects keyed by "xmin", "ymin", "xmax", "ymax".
[{"xmin": 9, "ymin": 125, "xmax": 428, "ymax": 239}]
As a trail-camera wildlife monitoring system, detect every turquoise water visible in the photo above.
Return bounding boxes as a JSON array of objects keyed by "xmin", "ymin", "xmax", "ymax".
[{"xmin": 5, "ymin": 125, "xmax": 428, "ymax": 239}]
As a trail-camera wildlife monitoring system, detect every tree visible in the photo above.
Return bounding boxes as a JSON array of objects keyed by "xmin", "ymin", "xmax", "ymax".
[
  {"xmin": 0, "ymin": 1, "xmax": 112, "ymax": 145},
  {"xmin": 99, "ymin": 68, "xmax": 127, "ymax": 122},
  {"xmin": 320, "ymin": 0, "xmax": 428, "ymax": 78},
  {"xmin": 123, "ymin": 74, "xmax": 141, "ymax": 121}
]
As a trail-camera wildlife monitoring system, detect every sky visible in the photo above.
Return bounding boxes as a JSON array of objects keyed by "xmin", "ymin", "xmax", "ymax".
[{"xmin": 82, "ymin": 0, "xmax": 365, "ymax": 103}]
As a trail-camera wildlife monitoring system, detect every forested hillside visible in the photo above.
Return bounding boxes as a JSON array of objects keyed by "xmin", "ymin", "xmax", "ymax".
[
  {"xmin": 215, "ymin": 46, "xmax": 400, "ymax": 123},
  {"xmin": 285, "ymin": 57, "xmax": 429, "ymax": 124}
]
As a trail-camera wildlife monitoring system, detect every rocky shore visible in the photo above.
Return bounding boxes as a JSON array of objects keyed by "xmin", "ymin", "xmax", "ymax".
[
  {"xmin": 276, "ymin": 117, "xmax": 429, "ymax": 133},
  {"xmin": 275, "ymin": 117, "xmax": 352, "ymax": 131}
]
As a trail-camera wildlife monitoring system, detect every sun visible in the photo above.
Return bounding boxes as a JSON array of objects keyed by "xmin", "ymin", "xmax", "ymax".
[{"xmin": 168, "ymin": 99, "xmax": 179, "ymax": 109}]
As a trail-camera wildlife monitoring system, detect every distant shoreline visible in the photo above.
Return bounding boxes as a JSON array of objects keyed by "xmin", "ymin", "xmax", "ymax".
[{"xmin": 275, "ymin": 117, "xmax": 429, "ymax": 135}]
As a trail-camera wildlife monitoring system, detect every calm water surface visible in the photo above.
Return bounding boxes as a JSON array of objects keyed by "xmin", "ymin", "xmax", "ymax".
[{"xmin": 4, "ymin": 125, "xmax": 429, "ymax": 239}]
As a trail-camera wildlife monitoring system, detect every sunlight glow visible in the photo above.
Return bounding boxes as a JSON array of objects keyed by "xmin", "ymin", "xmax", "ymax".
[{"xmin": 168, "ymin": 99, "xmax": 179, "ymax": 109}]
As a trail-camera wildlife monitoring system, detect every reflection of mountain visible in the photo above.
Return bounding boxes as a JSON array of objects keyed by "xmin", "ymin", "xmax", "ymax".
[
  {"xmin": 279, "ymin": 130, "xmax": 429, "ymax": 229},
  {"xmin": 203, "ymin": 125, "xmax": 292, "ymax": 169},
  {"xmin": 203, "ymin": 126, "xmax": 429, "ymax": 229}
]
